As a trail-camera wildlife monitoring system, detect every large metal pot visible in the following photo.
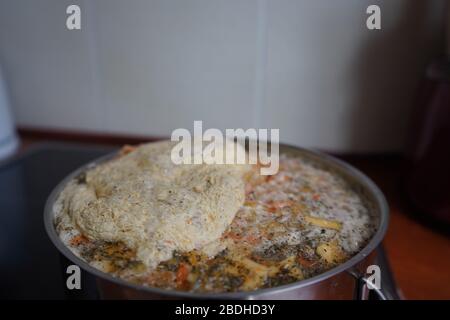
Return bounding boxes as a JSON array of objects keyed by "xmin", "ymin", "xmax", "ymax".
[{"xmin": 44, "ymin": 144, "xmax": 390, "ymax": 300}]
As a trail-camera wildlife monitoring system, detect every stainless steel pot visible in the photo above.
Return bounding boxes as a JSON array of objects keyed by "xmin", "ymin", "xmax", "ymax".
[{"xmin": 44, "ymin": 144, "xmax": 391, "ymax": 300}]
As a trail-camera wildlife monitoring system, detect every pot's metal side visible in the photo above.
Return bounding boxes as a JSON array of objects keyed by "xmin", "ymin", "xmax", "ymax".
[
  {"xmin": 44, "ymin": 144, "xmax": 389, "ymax": 300},
  {"xmin": 95, "ymin": 253, "xmax": 376, "ymax": 300}
]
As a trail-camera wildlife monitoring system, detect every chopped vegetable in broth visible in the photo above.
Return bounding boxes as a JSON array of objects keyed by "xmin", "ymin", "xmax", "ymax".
[{"xmin": 54, "ymin": 147, "xmax": 377, "ymax": 293}]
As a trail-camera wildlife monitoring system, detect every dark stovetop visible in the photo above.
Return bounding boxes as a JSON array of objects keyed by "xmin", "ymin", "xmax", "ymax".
[
  {"xmin": 0, "ymin": 143, "xmax": 399, "ymax": 300},
  {"xmin": 0, "ymin": 143, "xmax": 114, "ymax": 299}
]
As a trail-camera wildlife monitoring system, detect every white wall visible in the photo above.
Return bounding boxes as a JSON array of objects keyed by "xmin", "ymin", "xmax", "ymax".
[{"xmin": 0, "ymin": 0, "xmax": 445, "ymax": 152}]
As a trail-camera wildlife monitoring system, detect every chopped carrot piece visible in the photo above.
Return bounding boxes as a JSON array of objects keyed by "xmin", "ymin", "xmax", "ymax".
[
  {"xmin": 225, "ymin": 231, "xmax": 243, "ymax": 240},
  {"xmin": 265, "ymin": 200, "xmax": 293, "ymax": 212},
  {"xmin": 244, "ymin": 234, "xmax": 261, "ymax": 245},
  {"xmin": 176, "ymin": 263, "xmax": 190, "ymax": 288},
  {"xmin": 70, "ymin": 234, "xmax": 89, "ymax": 246},
  {"xmin": 297, "ymin": 256, "xmax": 317, "ymax": 268},
  {"xmin": 119, "ymin": 145, "xmax": 137, "ymax": 156}
]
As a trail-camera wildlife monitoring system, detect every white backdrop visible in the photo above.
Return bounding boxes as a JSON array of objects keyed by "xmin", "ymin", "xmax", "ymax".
[{"xmin": 0, "ymin": 0, "xmax": 445, "ymax": 152}]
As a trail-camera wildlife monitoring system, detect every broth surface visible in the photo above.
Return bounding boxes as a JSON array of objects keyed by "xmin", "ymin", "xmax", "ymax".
[{"xmin": 54, "ymin": 146, "xmax": 377, "ymax": 292}]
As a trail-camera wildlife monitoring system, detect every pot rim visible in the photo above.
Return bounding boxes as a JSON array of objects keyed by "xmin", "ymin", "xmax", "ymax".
[{"xmin": 44, "ymin": 143, "xmax": 389, "ymax": 299}]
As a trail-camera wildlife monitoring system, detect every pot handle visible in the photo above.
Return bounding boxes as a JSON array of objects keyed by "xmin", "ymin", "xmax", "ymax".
[
  {"xmin": 355, "ymin": 246, "xmax": 401, "ymax": 300},
  {"xmin": 356, "ymin": 276, "xmax": 387, "ymax": 300}
]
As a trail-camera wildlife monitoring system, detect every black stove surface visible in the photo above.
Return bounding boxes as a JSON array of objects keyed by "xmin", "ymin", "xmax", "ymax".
[
  {"xmin": 0, "ymin": 143, "xmax": 114, "ymax": 299},
  {"xmin": 0, "ymin": 143, "xmax": 399, "ymax": 300}
]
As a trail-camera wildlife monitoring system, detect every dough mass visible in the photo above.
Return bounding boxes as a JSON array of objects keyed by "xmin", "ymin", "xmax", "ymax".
[{"xmin": 56, "ymin": 141, "xmax": 250, "ymax": 268}]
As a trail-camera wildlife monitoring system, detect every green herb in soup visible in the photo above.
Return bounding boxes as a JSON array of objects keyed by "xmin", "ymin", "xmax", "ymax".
[{"xmin": 54, "ymin": 142, "xmax": 377, "ymax": 293}]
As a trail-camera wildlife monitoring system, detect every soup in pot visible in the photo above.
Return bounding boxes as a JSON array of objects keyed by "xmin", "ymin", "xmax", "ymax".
[{"xmin": 53, "ymin": 141, "xmax": 377, "ymax": 293}]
